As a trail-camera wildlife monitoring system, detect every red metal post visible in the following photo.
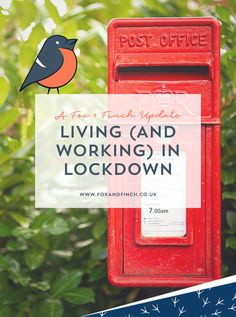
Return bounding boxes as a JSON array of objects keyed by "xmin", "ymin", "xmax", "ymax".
[{"xmin": 107, "ymin": 17, "xmax": 221, "ymax": 287}]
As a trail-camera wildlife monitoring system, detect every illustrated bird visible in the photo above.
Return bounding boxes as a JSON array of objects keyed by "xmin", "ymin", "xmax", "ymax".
[{"xmin": 20, "ymin": 35, "xmax": 77, "ymax": 94}]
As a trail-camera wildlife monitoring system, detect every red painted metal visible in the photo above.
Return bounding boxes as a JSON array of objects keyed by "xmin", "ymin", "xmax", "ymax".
[{"xmin": 107, "ymin": 17, "xmax": 221, "ymax": 287}]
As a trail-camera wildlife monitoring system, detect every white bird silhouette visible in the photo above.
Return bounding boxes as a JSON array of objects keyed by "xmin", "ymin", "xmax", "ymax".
[
  {"xmin": 196, "ymin": 290, "xmax": 204, "ymax": 298},
  {"xmin": 232, "ymin": 292, "xmax": 236, "ymax": 300},
  {"xmin": 140, "ymin": 307, "xmax": 150, "ymax": 314},
  {"xmin": 203, "ymin": 297, "xmax": 210, "ymax": 307},
  {"xmin": 171, "ymin": 297, "xmax": 180, "ymax": 307},
  {"xmin": 228, "ymin": 303, "xmax": 236, "ymax": 312},
  {"xmin": 125, "ymin": 314, "xmax": 133, "ymax": 317},
  {"xmin": 152, "ymin": 304, "xmax": 160, "ymax": 313},
  {"xmin": 211, "ymin": 308, "xmax": 222, "ymax": 317},
  {"xmin": 99, "ymin": 312, "xmax": 107, "ymax": 317},
  {"xmin": 215, "ymin": 298, "xmax": 224, "ymax": 306},
  {"xmin": 178, "ymin": 306, "xmax": 186, "ymax": 316}
]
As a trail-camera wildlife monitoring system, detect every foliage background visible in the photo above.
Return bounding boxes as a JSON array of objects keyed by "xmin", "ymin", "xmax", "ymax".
[{"xmin": 0, "ymin": 0, "xmax": 236, "ymax": 316}]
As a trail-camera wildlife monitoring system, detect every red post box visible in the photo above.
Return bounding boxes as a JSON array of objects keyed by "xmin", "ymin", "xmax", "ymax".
[{"xmin": 107, "ymin": 17, "xmax": 221, "ymax": 287}]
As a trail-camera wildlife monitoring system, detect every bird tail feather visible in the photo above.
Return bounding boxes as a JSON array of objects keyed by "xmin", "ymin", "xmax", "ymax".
[{"xmin": 19, "ymin": 78, "xmax": 34, "ymax": 92}]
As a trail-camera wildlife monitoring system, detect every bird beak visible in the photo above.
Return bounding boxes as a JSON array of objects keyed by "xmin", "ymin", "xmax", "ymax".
[{"xmin": 66, "ymin": 38, "xmax": 77, "ymax": 50}]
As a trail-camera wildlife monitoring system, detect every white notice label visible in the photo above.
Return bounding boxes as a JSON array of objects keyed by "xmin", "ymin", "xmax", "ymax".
[
  {"xmin": 141, "ymin": 208, "xmax": 186, "ymax": 237},
  {"xmin": 141, "ymin": 151, "xmax": 186, "ymax": 237}
]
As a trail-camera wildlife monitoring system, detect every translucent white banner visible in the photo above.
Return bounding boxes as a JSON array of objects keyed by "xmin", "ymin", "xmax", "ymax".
[{"xmin": 35, "ymin": 94, "xmax": 201, "ymax": 209}]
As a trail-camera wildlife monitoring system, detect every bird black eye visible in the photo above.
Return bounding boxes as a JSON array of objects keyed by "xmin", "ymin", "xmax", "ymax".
[{"xmin": 56, "ymin": 41, "xmax": 59, "ymax": 45}]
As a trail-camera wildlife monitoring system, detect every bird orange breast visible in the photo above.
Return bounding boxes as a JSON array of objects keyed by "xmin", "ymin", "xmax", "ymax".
[{"xmin": 38, "ymin": 48, "xmax": 77, "ymax": 88}]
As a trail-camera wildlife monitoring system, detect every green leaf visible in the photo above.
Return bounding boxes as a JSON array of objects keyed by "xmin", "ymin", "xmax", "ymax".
[
  {"xmin": 0, "ymin": 255, "xmax": 8, "ymax": 271},
  {"xmin": 0, "ymin": 12, "xmax": 7, "ymax": 32},
  {"xmin": 216, "ymin": 6, "xmax": 231, "ymax": 22},
  {"xmin": 0, "ymin": 174, "xmax": 24, "ymax": 191},
  {"xmin": 7, "ymin": 239, "xmax": 27, "ymax": 251},
  {"xmin": 13, "ymin": 0, "xmax": 37, "ymax": 29},
  {"xmin": 17, "ymin": 302, "xmax": 29, "ymax": 317},
  {"xmin": 91, "ymin": 245, "xmax": 107, "ymax": 260},
  {"xmin": 0, "ymin": 289, "xmax": 28, "ymax": 304},
  {"xmin": 32, "ymin": 233, "xmax": 49, "ymax": 251},
  {"xmin": 45, "ymin": 0, "xmax": 61, "ymax": 24},
  {"xmin": 0, "ymin": 254, "xmax": 20, "ymax": 274},
  {"xmin": 43, "ymin": 217, "xmax": 69, "ymax": 235},
  {"xmin": 30, "ymin": 281, "xmax": 50, "ymax": 291},
  {"xmin": 0, "ymin": 136, "xmax": 21, "ymax": 165},
  {"xmin": 31, "ymin": 210, "xmax": 56, "ymax": 229},
  {"xmin": 227, "ymin": 211, "xmax": 236, "ymax": 230},
  {"xmin": 14, "ymin": 273, "xmax": 31, "ymax": 286},
  {"xmin": 0, "ymin": 77, "xmax": 9, "ymax": 107},
  {"xmin": 0, "ymin": 305, "xmax": 14, "ymax": 317},
  {"xmin": 12, "ymin": 227, "xmax": 38, "ymax": 240},
  {"xmin": 226, "ymin": 237, "xmax": 236, "ymax": 249},
  {"xmin": 32, "ymin": 299, "xmax": 64, "ymax": 317},
  {"xmin": 28, "ymin": 24, "xmax": 46, "ymax": 48},
  {"xmin": 0, "ymin": 107, "xmax": 20, "ymax": 133},
  {"xmin": 222, "ymin": 170, "xmax": 235, "ymax": 185},
  {"xmin": 0, "ymin": 223, "xmax": 15, "ymax": 237},
  {"xmin": 0, "ymin": 272, "xmax": 8, "ymax": 291},
  {"xmin": 222, "ymin": 191, "xmax": 236, "ymax": 200},
  {"xmin": 92, "ymin": 219, "xmax": 107, "ymax": 239},
  {"xmin": 9, "ymin": 212, "xmax": 29, "ymax": 227},
  {"xmin": 4, "ymin": 256, "xmax": 20, "ymax": 274},
  {"xmin": 51, "ymin": 270, "xmax": 83, "ymax": 298},
  {"xmin": 222, "ymin": 264, "xmax": 229, "ymax": 277},
  {"xmin": 51, "ymin": 249, "xmax": 73, "ymax": 259},
  {"xmin": 64, "ymin": 288, "xmax": 95, "ymax": 304},
  {"xmin": 19, "ymin": 44, "xmax": 36, "ymax": 68},
  {"xmin": 24, "ymin": 247, "xmax": 46, "ymax": 270},
  {"xmin": 31, "ymin": 211, "xmax": 69, "ymax": 235},
  {"xmin": 89, "ymin": 264, "xmax": 106, "ymax": 282}
]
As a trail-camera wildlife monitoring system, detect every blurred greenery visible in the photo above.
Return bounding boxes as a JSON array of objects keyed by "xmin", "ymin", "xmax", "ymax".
[{"xmin": 0, "ymin": 0, "xmax": 236, "ymax": 316}]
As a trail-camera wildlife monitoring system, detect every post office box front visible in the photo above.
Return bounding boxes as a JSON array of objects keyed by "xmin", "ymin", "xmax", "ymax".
[{"xmin": 107, "ymin": 17, "xmax": 221, "ymax": 287}]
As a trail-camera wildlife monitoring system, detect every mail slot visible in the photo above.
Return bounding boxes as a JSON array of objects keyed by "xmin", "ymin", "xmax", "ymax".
[{"xmin": 107, "ymin": 17, "xmax": 221, "ymax": 287}]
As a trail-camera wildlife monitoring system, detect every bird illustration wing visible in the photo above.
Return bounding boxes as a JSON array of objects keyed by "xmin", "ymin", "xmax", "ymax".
[{"xmin": 20, "ymin": 46, "xmax": 64, "ymax": 91}]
